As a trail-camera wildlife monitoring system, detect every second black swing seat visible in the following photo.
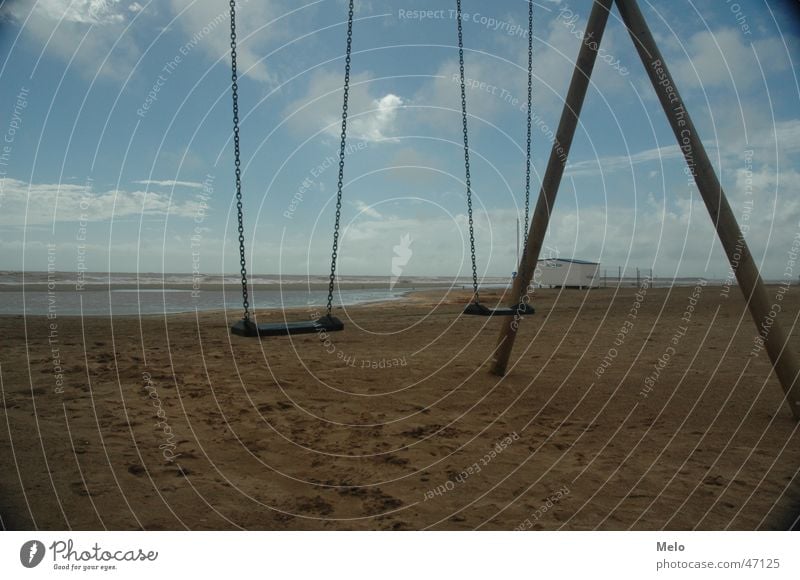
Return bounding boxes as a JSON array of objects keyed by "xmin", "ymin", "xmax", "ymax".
[
  {"xmin": 456, "ymin": 1, "xmax": 537, "ymax": 320},
  {"xmin": 463, "ymin": 302, "xmax": 535, "ymax": 317},
  {"xmin": 231, "ymin": 314, "xmax": 344, "ymax": 337}
]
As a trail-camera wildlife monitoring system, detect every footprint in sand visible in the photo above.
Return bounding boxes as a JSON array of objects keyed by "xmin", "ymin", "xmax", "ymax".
[
  {"xmin": 127, "ymin": 464, "xmax": 147, "ymax": 477},
  {"xmin": 296, "ymin": 495, "xmax": 334, "ymax": 516},
  {"xmin": 70, "ymin": 481, "xmax": 105, "ymax": 497}
]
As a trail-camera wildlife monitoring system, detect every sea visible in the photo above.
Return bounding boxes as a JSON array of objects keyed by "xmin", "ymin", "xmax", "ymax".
[
  {"xmin": 0, "ymin": 271, "xmax": 735, "ymax": 317},
  {"xmin": 0, "ymin": 272, "xmax": 495, "ymax": 317}
]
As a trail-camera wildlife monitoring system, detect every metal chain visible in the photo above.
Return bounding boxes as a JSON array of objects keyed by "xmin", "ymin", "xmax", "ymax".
[
  {"xmin": 523, "ymin": 0, "xmax": 534, "ymax": 244},
  {"xmin": 229, "ymin": 0, "xmax": 250, "ymax": 322},
  {"xmin": 457, "ymin": 0, "xmax": 480, "ymax": 304},
  {"xmin": 325, "ymin": 0, "xmax": 355, "ymax": 316}
]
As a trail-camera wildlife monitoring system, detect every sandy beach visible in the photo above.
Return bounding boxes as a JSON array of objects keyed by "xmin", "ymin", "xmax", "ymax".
[{"xmin": 1, "ymin": 284, "xmax": 798, "ymax": 530}]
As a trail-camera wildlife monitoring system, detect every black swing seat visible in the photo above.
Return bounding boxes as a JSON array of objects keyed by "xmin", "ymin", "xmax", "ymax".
[
  {"xmin": 231, "ymin": 315, "xmax": 344, "ymax": 337},
  {"xmin": 463, "ymin": 302, "xmax": 535, "ymax": 317}
]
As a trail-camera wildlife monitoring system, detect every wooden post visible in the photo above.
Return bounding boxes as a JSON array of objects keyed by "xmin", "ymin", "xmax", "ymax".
[
  {"xmin": 491, "ymin": 0, "xmax": 614, "ymax": 375},
  {"xmin": 614, "ymin": 0, "xmax": 800, "ymax": 418}
]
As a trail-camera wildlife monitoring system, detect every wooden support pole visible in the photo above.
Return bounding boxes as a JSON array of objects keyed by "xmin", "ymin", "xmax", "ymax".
[
  {"xmin": 491, "ymin": 0, "xmax": 614, "ymax": 375},
  {"xmin": 490, "ymin": 0, "xmax": 800, "ymax": 419},
  {"xmin": 614, "ymin": 0, "xmax": 800, "ymax": 419}
]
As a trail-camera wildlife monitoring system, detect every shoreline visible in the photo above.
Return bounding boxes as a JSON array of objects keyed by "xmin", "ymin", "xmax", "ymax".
[
  {"xmin": 0, "ymin": 287, "xmax": 472, "ymax": 319},
  {"xmin": 1, "ymin": 282, "xmax": 795, "ymax": 318},
  {"xmin": 0, "ymin": 281, "xmax": 469, "ymax": 293}
]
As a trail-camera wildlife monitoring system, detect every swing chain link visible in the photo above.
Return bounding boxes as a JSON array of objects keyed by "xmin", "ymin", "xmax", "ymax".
[
  {"xmin": 230, "ymin": 0, "xmax": 250, "ymax": 323},
  {"xmin": 524, "ymin": 0, "xmax": 534, "ymax": 243},
  {"xmin": 326, "ymin": 0, "xmax": 355, "ymax": 316},
  {"xmin": 457, "ymin": 0, "xmax": 480, "ymax": 304}
]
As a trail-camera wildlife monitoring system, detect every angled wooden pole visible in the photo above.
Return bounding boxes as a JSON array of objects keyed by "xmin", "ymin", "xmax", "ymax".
[
  {"xmin": 490, "ymin": 0, "xmax": 800, "ymax": 419},
  {"xmin": 614, "ymin": 0, "xmax": 800, "ymax": 419},
  {"xmin": 491, "ymin": 0, "xmax": 615, "ymax": 375}
]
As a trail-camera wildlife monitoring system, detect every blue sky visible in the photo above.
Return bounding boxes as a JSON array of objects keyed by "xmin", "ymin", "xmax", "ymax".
[{"xmin": 1, "ymin": 0, "xmax": 799, "ymax": 280}]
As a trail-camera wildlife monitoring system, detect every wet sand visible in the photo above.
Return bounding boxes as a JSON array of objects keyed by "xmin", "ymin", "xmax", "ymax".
[{"xmin": 1, "ymin": 284, "xmax": 798, "ymax": 530}]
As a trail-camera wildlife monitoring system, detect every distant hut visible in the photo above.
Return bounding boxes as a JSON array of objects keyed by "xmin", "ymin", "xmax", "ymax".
[{"xmin": 535, "ymin": 258, "xmax": 600, "ymax": 289}]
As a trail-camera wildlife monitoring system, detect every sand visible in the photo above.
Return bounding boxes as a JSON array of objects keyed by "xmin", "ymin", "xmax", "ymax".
[{"xmin": 1, "ymin": 284, "xmax": 799, "ymax": 530}]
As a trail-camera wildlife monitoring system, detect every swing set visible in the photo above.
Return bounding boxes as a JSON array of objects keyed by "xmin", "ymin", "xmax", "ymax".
[{"xmin": 226, "ymin": 0, "xmax": 800, "ymax": 420}]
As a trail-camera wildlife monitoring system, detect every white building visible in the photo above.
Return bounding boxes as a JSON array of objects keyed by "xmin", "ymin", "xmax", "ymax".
[{"xmin": 534, "ymin": 258, "xmax": 600, "ymax": 289}]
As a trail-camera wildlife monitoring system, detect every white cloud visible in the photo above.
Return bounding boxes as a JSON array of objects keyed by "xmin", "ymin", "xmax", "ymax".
[
  {"xmin": 349, "ymin": 199, "xmax": 382, "ymax": 219},
  {"xmin": 352, "ymin": 93, "xmax": 403, "ymax": 142},
  {"xmin": 169, "ymin": 0, "xmax": 280, "ymax": 84},
  {"xmin": 3, "ymin": 0, "xmax": 141, "ymax": 81},
  {"xmin": 2, "ymin": 0, "xmax": 289, "ymax": 84},
  {"xmin": 284, "ymin": 69, "xmax": 404, "ymax": 143},
  {"xmin": 564, "ymin": 116, "xmax": 799, "ymax": 182},
  {"xmin": 133, "ymin": 179, "xmax": 205, "ymax": 189},
  {"xmin": 752, "ymin": 119, "xmax": 800, "ymax": 158},
  {"xmin": 0, "ymin": 178, "xmax": 202, "ymax": 225},
  {"xmin": 31, "ymin": 0, "xmax": 127, "ymax": 24},
  {"xmin": 0, "ymin": 235, "xmax": 240, "ymax": 273},
  {"xmin": 565, "ymin": 144, "xmax": 687, "ymax": 177},
  {"xmin": 665, "ymin": 28, "xmax": 791, "ymax": 93}
]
